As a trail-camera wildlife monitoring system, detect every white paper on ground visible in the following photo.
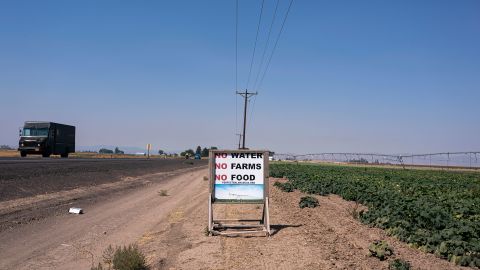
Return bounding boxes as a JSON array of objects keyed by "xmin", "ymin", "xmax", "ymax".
[{"xmin": 68, "ymin": 207, "xmax": 83, "ymax": 214}]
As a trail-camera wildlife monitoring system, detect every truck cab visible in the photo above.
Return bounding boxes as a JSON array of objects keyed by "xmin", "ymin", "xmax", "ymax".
[{"xmin": 19, "ymin": 121, "xmax": 75, "ymax": 158}]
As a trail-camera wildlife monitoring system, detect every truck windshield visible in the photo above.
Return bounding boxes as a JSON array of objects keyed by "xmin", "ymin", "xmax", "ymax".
[{"xmin": 23, "ymin": 128, "xmax": 49, "ymax": 137}]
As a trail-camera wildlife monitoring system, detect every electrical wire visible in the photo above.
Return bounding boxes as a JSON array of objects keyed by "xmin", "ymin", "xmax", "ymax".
[
  {"xmin": 234, "ymin": 0, "xmax": 239, "ymax": 145},
  {"xmin": 252, "ymin": 0, "xmax": 280, "ymax": 91},
  {"xmin": 245, "ymin": 0, "xmax": 265, "ymax": 90},
  {"xmin": 257, "ymin": 0, "xmax": 294, "ymax": 91},
  {"xmin": 235, "ymin": 0, "xmax": 238, "ymax": 92},
  {"xmin": 249, "ymin": 0, "xmax": 293, "ymax": 132}
]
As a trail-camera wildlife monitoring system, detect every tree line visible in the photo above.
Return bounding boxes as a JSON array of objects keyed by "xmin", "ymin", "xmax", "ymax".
[
  {"xmin": 97, "ymin": 146, "xmax": 218, "ymax": 157},
  {"xmin": 180, "ymin": 146, "xmax": 218, "ymax": 158}
]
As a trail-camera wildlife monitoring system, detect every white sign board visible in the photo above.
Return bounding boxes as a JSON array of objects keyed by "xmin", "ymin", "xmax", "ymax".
[{"xmin": 213, "ymin": 152, "xmax": 266, "ymax": 202}]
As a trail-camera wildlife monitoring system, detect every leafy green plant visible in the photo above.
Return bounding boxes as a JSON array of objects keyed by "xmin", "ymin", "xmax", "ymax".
[
  {"xmin": 389, "ymin": 258, "xmax": 411, "ymax": 270},
  {"xmin": 299, "ymin": 196, "xmax": 319, "ymax": 208},
  {"xmin": 369, "ymin": 240, "xmax": 393, "ymax": 260},
  {"xmin": 274, "ymin": 181, "xmax": 294, "ymax": 192}
]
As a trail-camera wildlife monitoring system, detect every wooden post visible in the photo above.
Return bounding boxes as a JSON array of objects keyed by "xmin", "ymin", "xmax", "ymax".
[
  {"xmin": 265, "ymin": 197, "xmax": 271, "ymax": 236},
  {"xmin": 208, "ymin": 193, "xmax": 213, "ymax": 232}
]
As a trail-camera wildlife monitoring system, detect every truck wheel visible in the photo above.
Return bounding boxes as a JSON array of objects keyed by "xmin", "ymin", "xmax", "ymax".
[
  {"xmin": 61, "ymin": 152, "xmax": 68, "ymax": 158},
  {"xmin": 42, "ymin": 152, "xmax": 51, "ymax": 158},
  {"xmin": 20, "ymin": 151, "xmax": 27, "ymax": 157}
]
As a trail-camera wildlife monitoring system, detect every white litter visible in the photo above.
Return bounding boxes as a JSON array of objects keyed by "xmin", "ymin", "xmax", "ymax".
[{"xmin": 68, "ymin": 207, "xmax": 83, "ymax": 214}]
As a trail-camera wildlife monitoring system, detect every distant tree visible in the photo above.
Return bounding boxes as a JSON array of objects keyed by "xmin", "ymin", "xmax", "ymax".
[
  {"xmin": 201, "ymin": 147, "xmax": 209, "ymax": 157},
  {"xmin": 210, "ymin": 146, "xmax": 218, "ymax": 150},
  {"xmin": 114, "ymin": 147, "xmax": 124, "ymax": 154},
  {"xmin": 99, "ymin": 148, "xmax": 114, "ymax": 154},
  {"xmin": 158, "ymin": 149, "xmax": 165, "ymax": 155},
  {"xmin": 180, "ymin": 149, "xmax": 194, "ymax": 157},
  {"xmin": 0, "ymin": 145, "xmax": 13, "ymax": 150},
  {"xmin": 195, "ymin": 146, "xmax": 202, "ymax": 156}
]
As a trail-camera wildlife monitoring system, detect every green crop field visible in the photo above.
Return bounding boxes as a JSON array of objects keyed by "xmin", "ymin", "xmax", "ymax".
[{"xmin": 270, "ymin": 163, "xmax": 480, "ymax": 268}]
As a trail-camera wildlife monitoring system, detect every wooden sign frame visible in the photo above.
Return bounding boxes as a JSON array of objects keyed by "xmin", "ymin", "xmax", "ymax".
[{"xmin": 208, "ymin": 149, "xmax": 270, "ymax": 236}]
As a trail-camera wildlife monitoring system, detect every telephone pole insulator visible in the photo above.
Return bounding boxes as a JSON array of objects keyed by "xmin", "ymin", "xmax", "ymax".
[{"xmin": 236, "ymin": 89, "xmax": 258, "ymax": 149}]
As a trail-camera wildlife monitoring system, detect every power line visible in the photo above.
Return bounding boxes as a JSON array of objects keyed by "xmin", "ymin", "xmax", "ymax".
[
  {"xmin": 235, "ymin": 0, "xmax": 239, "ymax": 92},
  {"xmin": 248, "ymin": 0, "xmax": 280, "ymax": 133},
  {"xmin": 257, "ymin": 0, "xmax": 294, "ymax": 91},
  {"xmin": 234, "ymin": 0, "xmax": 239, "ymax": 144},
  {"xmin": 252, "ymin": 0, "xmax": 280, "ymax": 91},
  {"xmin": 245, "ymin": 0, "xmax": 265, "ymax": 90},
  {"xmin": 248, "ymin": 0, "xmax": 293, "ymax": 134}
]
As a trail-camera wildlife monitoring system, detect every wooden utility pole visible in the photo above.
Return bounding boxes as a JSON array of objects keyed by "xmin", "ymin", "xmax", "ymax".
[
  {"xmin": 236, "ymin": 133, "xmax": 243, "ymax": 150},
  {"xmin": 236, "ymin": 90, "xmax": 257, "ymax": 149}
]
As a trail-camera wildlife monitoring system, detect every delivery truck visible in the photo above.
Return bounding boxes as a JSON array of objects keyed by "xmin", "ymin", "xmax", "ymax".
[{"xmin": 18, "ymin": 121, "xmax": 75, "ymax": 158}]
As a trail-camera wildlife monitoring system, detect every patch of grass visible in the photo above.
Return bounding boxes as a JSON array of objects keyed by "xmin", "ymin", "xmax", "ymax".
[
  {"xmin": 158, "ymin": 190, "xmax": 168, "ymax": 196},
  {"xmin": 347, "ymin": 201, "xmax": 362, "ymax": 220},
  {"xmin": 102, "ymin": 244, "xmax": 114, "ymax": 268},
  {"xmin": 203, "ymin": 226, "xmax": 210, "ymax": 236},
  {"xmin": 203, "ymin": 176, "xmax": 209, "ymax": 181},
  {"xmin": 113, "ymin": 244, "xmax": 148, "ymax": 270},
  {"xmin": 299, "ymin": 196, "xmax": 319, "ymax": 208},
  {"xmin": 93, "ymin": 244, "xmax": 148, "ymax": 270},
  {"xmin": 389, "ymin": 259, "xmax": 411, "ymax": 270},
  {"xmin": 369, "ymin": 240, "xmax": 393, "ymax": 261},
  {"xmin": 91, "ymin": 263, "xmax": 105, "ymax": 270}
]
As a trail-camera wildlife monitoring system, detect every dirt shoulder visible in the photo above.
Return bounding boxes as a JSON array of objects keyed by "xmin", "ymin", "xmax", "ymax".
[{"xmin": 0, "ymin": 167, "xmax": 209, "ymax": 270}]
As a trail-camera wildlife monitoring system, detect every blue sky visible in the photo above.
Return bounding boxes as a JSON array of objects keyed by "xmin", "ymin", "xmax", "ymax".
[{"xmin": 0, "ymin": 0, "xmax": 479, "ymax": 154}]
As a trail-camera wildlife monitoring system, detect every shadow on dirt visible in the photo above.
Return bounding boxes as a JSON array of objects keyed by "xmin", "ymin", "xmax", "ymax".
[{"xmin": 270, "ymin": 224, "xmax": 302, "ymax": 236}]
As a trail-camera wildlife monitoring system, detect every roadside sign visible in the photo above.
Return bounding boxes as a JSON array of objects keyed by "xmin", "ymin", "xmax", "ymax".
[
  {"xmin": 208, "ymin": 149, "xmax": 270, "ymax": 236},
  {"xmin": 212, "ymin": 151, "xmax": 266, "ymax": 203}
]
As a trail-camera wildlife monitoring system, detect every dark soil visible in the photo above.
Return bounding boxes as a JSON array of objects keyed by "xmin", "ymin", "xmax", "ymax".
[
  {"xmin": 0, "ymin": 158, "xmax": 206, "ymax": 202},
  {"xmin": 0, "ymin": 158, "xmax": 207, "ymax": 232}
]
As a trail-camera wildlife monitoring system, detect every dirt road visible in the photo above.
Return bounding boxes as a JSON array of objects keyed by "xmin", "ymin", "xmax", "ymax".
[
  {"xmin": 0, "ymin": 167, "xmax": 209, "ymax": 269},
  {"xmin": 0, "ymin": 168, "xmax": 467, "ymax": 269}
]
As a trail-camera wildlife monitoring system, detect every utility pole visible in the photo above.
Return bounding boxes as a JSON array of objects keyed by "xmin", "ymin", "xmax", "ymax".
[
  {"xmin": 236, "ymin": 89, "xmax": 257, "ymax": 149},
  {"xmin": 236, "ymin": 133, "xmax": 242, "ymax": 150}
]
